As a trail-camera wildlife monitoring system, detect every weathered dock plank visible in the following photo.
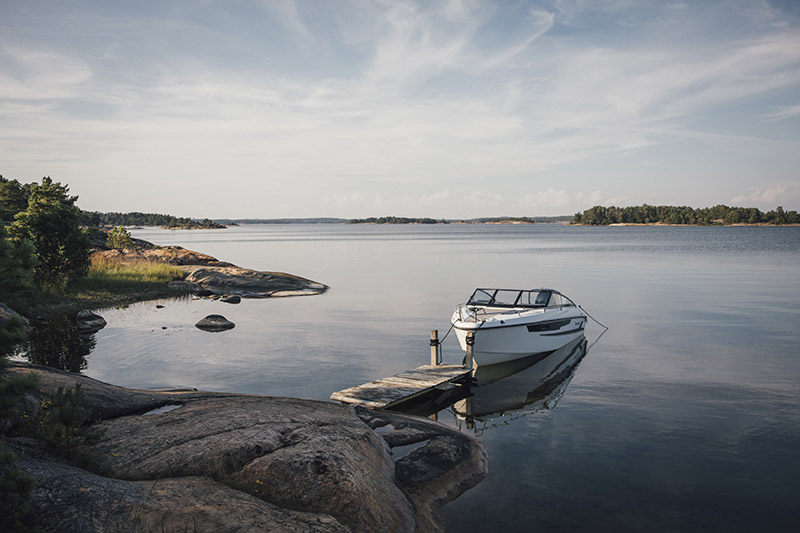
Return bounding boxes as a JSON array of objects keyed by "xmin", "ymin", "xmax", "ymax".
[{"xmin": 330, "ymin": 364, "xmax": 472, "ymax": 409}]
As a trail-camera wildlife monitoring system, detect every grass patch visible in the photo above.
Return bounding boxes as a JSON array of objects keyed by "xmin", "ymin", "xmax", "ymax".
[
  {"xmin": 8, "ymin": 256, "xmax": 189, "ymax": 317},
  {"xmin": 79, "ymin": 256, "xmax": 185, "ymax": 290}
]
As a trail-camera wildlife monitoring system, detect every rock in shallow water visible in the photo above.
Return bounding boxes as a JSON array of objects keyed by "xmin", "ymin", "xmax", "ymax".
[
  {"xmin": 195, "ymin": 314, "xmax": 235, "ymax": 331},
  {"xmin": 76, "ymin": 309, "xmax": 107, "ymax": 332}
]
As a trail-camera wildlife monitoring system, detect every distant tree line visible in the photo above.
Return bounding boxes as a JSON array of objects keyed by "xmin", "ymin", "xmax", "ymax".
[
  {"xmin": 80, "ymin": 211, "xmax": 225, "ymax": 229},
  {"xmin": 349, "ymin": 216, "xmax": 443, "ymax": 224},
  {"xmin": 471, "ymin": 217, "xmax": 535, "ymax": 224},
  {"xmin": 572, "ymin": 204, "xmax": 799, "ymax": 226}
]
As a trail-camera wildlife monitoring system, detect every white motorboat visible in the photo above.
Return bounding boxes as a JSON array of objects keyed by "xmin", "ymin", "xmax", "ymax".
[{"xmin": 451, "ymin": 288, "xmax": 586, "ymax": 367}]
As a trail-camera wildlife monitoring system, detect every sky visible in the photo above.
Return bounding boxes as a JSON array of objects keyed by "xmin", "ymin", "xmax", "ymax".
[{"xmin": 1, "ymin": 0, "xmax": 799, "ymax": 219}]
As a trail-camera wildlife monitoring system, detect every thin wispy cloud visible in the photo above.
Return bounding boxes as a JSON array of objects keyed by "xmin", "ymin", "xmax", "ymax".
[
  {"xmin": 732, "ymin": 185, "xmax": 795, "ymax": 207},
  {"xmin": 765, "ymin": 104, "xmax": 800, "ymax": 122}
]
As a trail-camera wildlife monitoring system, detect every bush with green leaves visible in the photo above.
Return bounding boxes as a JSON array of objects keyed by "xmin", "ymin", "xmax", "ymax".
[{"xmin": 106, "ymin": 225, "xmax": 132, "ymax": 250}]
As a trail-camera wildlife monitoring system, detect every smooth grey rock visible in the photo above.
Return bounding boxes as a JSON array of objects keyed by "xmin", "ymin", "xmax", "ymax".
[
  {"xmin": 6, "ymin": 363, "xmax": 488, "ymax": 533},
  {"xmin": 7, "ymin": 438, "xmax": 348, "ymax": 533},
  {"xmin": 195, "ymin": 314, "xmax": 235, "ymax": 331},
  {"xmin": 184, "ymin": 267, "xmax": 328, "ymax": 298},
  {"xmin": 76, "ymin": 309, "xmax": 107, "ymax": 332}
]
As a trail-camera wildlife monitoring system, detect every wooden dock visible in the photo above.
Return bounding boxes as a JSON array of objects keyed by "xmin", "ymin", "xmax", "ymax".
[{"xmin": 330, "ymin": 364, "xmax": 472, "ymax": 410}]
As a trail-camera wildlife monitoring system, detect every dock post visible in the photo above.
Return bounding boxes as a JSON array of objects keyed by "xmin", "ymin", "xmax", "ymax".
[
  {"xmin": 465, "ymin": 331, "xmax": 475, "ymax": 370},
  {"xmin": 430, "ymin": 329, "xmax": 440, "ymax": 365}
]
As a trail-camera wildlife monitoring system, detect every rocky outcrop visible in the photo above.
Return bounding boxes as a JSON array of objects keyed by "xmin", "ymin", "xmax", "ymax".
[
  {"xmin": 94, "ymin": 242, "xmax": 231, "ymax": 267},
  {"xmin": 93, "ymin": 243, "xmax": 328, "ymax": 299},
  {"xmin": 183, "ymin": 266, "xmax": 328, "ymax": 298},
  {"xmin": 5, "ymin": 364, "xmax": 488, "ymax": 532},
  {"xmin": 8, "ymin": 439, "xmax": 346, "ymax": 533}
]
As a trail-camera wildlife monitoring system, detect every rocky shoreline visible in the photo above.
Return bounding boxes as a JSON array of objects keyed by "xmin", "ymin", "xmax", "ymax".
[
  {"xmin": 95, "ymin": 238, "xmax": 329, "ymax": 299},
  {"xmin": 5, "ymin": 364, "xmax": 487, "ymax": 532},
  {"xmin": 3, "ymin": 239, "xmax": 487, "ymax": 531}
]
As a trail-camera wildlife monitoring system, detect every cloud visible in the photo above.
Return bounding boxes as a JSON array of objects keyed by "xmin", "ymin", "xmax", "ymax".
[
  {"xmin": 577, "ymin": 190, "xmax": 604, "ymax": 205},
  {"xmin": 765, "ymin": 105, "xmax": 800, "ymax": 122},
  {"xmin": 476, "ymin": 9, "xmax": 555, "ymax": 72},
  {"xmin": 322, "ymin": 190, "xmax": 452, "ymax": 213},
  {"xmin": 518, "ymin": 188, "xmax": 571, "ymax": 207},
  {"xmin": 416, "ymin": 190, "xmax": 451, "ymax": 207},
  {"xmin": 731, "ymin": 185, "xmax": 797, "ymax": 208},
  {"xmin": 362, "ymin": 1, "xmax": 555, "ymax": 87},
  {"xmin": 464, "ymin": 191, "xmax": 504, "ymax": 208},
  {"xmin": 0, "ymin": 45, "xmax": 92, "ymax": 99}
]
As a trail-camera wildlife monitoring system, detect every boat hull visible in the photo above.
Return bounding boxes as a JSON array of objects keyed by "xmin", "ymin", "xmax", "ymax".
[
  {"xmin": 453, "ymin": 309, "xmax": 586, "ymax": 366},
  {"xmin": 453, "ymin": 334, "xmax": 588, "ymax": 420}
]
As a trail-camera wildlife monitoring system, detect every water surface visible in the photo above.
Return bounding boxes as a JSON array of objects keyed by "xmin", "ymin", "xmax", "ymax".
[{"xmin": 21, "ymin": 224, "xmax": 800, "ymax": 531}]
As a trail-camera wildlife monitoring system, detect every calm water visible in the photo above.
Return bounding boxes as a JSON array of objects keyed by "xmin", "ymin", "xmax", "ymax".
[{"xmin": 22, "ymin": 224, "xmax": 800, "ymax": 531}]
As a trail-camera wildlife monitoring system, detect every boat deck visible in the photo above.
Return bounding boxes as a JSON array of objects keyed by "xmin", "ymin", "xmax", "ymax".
[{"xmin": 330, "ymin": 364, "xmax": 472, "ymax": 409}]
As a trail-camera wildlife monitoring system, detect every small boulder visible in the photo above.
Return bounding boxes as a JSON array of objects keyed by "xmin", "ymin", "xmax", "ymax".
[
  {"xmin": 76, "ymin": 309, "xmax": 107, "ymax": 332},
  {"xmin": 221, "ymin": 295, "xmax": 241, "ymax": 304},
  {"xmin": 195, "ymin": 314, "xmax": 235, "ymax": 332}
]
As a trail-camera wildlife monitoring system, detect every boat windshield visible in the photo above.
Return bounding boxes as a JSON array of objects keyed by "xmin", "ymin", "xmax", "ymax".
[{"xmin": 466, "ymin": 288, "xmax": 575, "ymax": 309}]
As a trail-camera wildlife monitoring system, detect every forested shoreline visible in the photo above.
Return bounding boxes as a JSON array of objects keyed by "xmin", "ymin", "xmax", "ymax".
[
  {"xmin": 80, "ymin": 211, "xmax": 225, "ymax": 229},
  {"xmin": 572, "ymin": 204, "xmax": 799, "ymax": 226}
]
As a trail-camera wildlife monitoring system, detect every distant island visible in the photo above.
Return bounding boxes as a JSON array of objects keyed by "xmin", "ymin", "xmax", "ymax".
[
  {"xmin": 572, "ymin": 204, "xmax": 799, "ymax": 226},
  {"xmin": 81, "ymin": 211, "xmax": 226, "ymax": 229},
  {"xmin": 78, "ymin": 206, "xmax": 800, "ymax": 228},
  {"xmin": 350, "ymin": 216, "xmax": 442, "ymax": 224}
]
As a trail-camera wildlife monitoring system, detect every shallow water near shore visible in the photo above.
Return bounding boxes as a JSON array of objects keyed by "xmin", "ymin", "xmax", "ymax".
[{"xmin": 18, "ymin": 224, "xmax": 800, "ymax": 531}]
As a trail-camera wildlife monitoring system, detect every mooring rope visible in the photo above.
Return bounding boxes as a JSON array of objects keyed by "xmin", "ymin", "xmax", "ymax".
[
  {"xmin": 580, "ymin": 305, "xmax": 609, "ymax": 349},
  {"xmin": 438, "ymin": 320, "xmax": 457, "ymax": 344}
]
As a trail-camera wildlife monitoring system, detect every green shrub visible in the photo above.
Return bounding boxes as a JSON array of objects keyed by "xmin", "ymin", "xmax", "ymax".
[{"xmin": 106, "ymin": 226, "xmax": 132, "ymax": 250}]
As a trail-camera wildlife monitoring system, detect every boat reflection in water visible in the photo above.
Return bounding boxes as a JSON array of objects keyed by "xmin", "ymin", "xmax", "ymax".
[{"xmin": 452, "ymin": 335, "xmax": 588, "ymax": 435}]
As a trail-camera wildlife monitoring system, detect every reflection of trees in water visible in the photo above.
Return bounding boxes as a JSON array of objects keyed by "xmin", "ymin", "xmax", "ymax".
[{"xmin": 21, "ymin": 316, "xmax": 96, "ymax": 372}]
